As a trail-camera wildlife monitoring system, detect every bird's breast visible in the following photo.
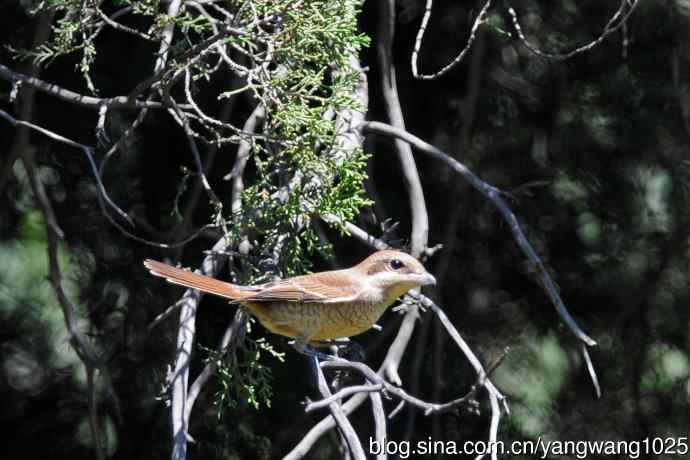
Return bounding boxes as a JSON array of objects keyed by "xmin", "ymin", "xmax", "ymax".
[{"xmin": 244, "ymin": 299, "xmax": 391, "ymax": 341}]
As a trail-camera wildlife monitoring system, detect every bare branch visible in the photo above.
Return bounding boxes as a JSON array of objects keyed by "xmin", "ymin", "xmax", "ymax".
[
  {"xmin": 376, "ymin": 0, "xmax": 430, "ymax": 389},
  {"xmin": 223, "ymin": 104, "xmax": 265, "ymax": 194},
  {"xmin": 0, "ymin": 108, "xmax": 132, "ymax": 226},
  {"xmin": 186, "ymin": 309, "xmax": 248, "ymax": 421},
  {"xmin": 165, "ymin": 93, "xmax": 221, "ymax": 207},
  {"xmin": 0, "ymin": 63, "xmax": 177, "ymax": 110},
  {"xmin": 155, "ymin": 0, "xmax": 184, "ymax": 74},
  {"xmin": 0, "ymin": 11, "xmax": 54, "ymax": 196},
  {"xmin": 339, "ymin": 218, "xmax": 391, "ymax": 251},
  {"xmin": 378, "ymin": 0, "xmax": 429, "ymax": 257},
  {"xmin": 369, "ymin": 391, "xmax": 388, "ymax": 460},
  {"xmin": 170, "ymin": 237, "xmax": 232, "ymax": 460},
  {"xmin": 581, "ymin": 343, "xmax": 602, "ymax": 399},
  {"xmin": 316, "ymin": 352, "xmax": 494, "ymax": 418},
  {"xmin": 305, "ymin": 384, "xmax": 383, "ymax": 412},
  {"xmin": 1, "ymin": 18, "xmax": 114, "ymax": 457},
  {"xmin": 86, "ymin": 367, "xmax": 105, "ymax": 460},
  {"xmin": 508, "ymin": 0, "xmax": 638, "ymax": 60},
  {"xmin": 22, "ymin": 149, "xmax": 110, "ymax": 460},
  {"xmin": 411, "ymin": 0, "xmax": 492, "ymax": 80},
  {"xmin": 95, "ymin": 6, "xmax": 154, "ymax": 41},
  {"xmin": 313, "ymin": 358, "xmax": 366, "ymax": 460},
  {"xmin": 360, "ymin": 120, "xmax": 597, "ymax": 348}
]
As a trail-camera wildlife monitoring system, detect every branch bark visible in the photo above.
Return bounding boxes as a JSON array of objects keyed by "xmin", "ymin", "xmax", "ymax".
[{"xmin": 170, "ymin": 237, "xmax": 231, "ymax": 460}]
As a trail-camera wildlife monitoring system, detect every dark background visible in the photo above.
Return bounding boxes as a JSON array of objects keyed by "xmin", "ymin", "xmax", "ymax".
[{"xmin": 1, "ymin": 1, "xmax": 689, "ymax": 458}]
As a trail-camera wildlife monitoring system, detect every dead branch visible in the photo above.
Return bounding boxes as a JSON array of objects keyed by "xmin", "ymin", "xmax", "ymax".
[
  {"xmin": 360, "ymin": 121, "xmax": 597, "ymax": 348},
  {"xmin": 23, "ymin": 149, "xmax": 108, "ymax": 460},
  {"xmin": 376, "ymin": 0, "xmax": 431, "ymax": 392},
  {"xmin": 508, "ymin": 0, "xmax": 638, "ymax": 60},
  {"xmin": 0, "ymin": 63, "xmax": 178, "ymax": 110},
  {"xmin": 411, "ymin": 0, "xmax": 492, "ymax": 80},
  {"xmin": 169, "ymin": 237, "xmax": 232, "ymax": 460},
  {"xmin": 314, "ymin": 358, "xmax": 367, "ymax": 460}
]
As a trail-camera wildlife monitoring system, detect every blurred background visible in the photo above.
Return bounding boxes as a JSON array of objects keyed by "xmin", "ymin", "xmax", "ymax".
[{"xmin": 1, "ymin": 0, "xmax": 689, "ymax": 458}]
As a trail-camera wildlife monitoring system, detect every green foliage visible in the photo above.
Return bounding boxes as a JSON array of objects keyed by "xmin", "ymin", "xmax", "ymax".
[
  {"xmin": 202, "ymin": 323, "xmax": 285, "ymax": 415},
  {"xmin": 13, "ymin": 0, "xmax": 100, "ymax": 91},
  {"xmin": 16, "ymin": 0, "xmax": 372, "ymax": 277},
  {"xmin": 229, "ymin": 0, "xmax": 371, "ymax": 276}
]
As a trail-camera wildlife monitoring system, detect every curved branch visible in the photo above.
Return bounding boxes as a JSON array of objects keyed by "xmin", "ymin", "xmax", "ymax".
[
  {"xmin": 0, "ymin": 109, "xmax": 132, "ymax": 226},
  {"xmin": 508, "ymin": 0, "xmax": 638, "ymax": 60},
  {"xmin": 360, "ymin": 120, "xmax": 597, "ymax": 348},
  {"xmin": 411, "ymin": 0, "xmax": 492, "ymax": 80}
]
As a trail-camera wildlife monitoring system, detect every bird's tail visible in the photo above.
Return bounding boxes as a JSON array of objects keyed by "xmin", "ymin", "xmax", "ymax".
[{"xmin": 144, "ymin": 259, "xmax": 251, "ymax": 301}]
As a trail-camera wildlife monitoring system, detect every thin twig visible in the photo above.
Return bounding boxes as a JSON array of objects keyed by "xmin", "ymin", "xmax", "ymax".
[
  {"xmin": 165, "ymin": 94, "xmax": 221, "ymax": 207},
  {"xmin": 0, "ymin": 108, "xmax": 132, "ymax": 226},
  {"xmin": 313, "ymin": 358, "xmax": 367, "ymax": 460},
  {"xmin": 23, "ymin": 150, "xmax": 111, "ymax": 460},
  {"xmin": 508, "ymin": 0, "xmax": 638, "ymax": 60},
  {"xmin": 411, "ymin": 0, "xmax": 492, "ymax": 80},
  {"xmin": 317, "ymin": 358, "xmax": 491, "ymax": 417},
  {"xmin": 223, "ymin": 104, "xmax": 265, "ymax": 183},
  {"xmin": 186, "ymin": 309, "xmax": 248, "ymax": 421},
  {"xmin": 581, "ymin": 343, "xmax": 602, "ymax": 399},
  {"xmin": 360, "ymin": 120, "xmax": 597, "ymax": 348},
  {"xmin": 96, "ymin": 6, "xmax": 154, "ymax": 41},
  {"xmin": 416, "ymin": 294, "xmax": 505, "ymax": 460}
]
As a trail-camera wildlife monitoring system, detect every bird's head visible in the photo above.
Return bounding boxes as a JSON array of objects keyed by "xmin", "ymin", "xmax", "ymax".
[{"xmin": 355, "ymin": 250, "xmax": 436, "ymax": 298}]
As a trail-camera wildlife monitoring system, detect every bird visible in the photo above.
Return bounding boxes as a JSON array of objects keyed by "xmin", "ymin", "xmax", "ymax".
[{"xmin": 144, "ymin": 250, "xmax": 435, "ymax": 355}]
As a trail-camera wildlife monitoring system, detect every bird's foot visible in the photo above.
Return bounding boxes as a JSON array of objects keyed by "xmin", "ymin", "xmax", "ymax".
[
  {"xmin": 289, "ymin": 340, "xmax": 336, "ymax": 361},
  {"xmin": 309, "ymin": 339, "xmax": 366, "ymax": 362}
]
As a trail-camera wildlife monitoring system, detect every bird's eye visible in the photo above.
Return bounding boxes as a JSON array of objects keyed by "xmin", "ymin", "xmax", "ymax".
[{"xmin": 390, "ymin": 259, "xmax": 404, "ymax": 270}]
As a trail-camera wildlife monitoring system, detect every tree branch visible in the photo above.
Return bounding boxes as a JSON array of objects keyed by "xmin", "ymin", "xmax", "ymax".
[
  {"xmin": 411, "ymin": 0, "xmax": 492, "ymax": 80},
  {"xmin": 360, "ymin": 120, "xmax": 597, "ymax": 348},
  {"xmin": 313, "ymin": 358, "xmax": 366, "ymax": 460},
  {"xmin": 0, "ymin": 63, "xmax": 179, "ymax": 110},
  {"xmin": 508, "ymin": 0, "xmax": 638, "ymax": 60},
  {"xmin": 376, "ymin": 0, "xmax": 430, "ymax": 390},
  {"xmin": 170, "ymin": 237, "xmax": 232, "ymax": 460}
]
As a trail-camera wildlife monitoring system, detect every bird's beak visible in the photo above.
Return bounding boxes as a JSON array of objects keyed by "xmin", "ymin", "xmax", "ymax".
[{"xmin": 419, "ymin": 272, "xmax": 436, "ymax": 286}]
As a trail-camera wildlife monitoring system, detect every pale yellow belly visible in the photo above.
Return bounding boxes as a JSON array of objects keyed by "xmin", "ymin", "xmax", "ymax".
[{"xmin": 245, "ymin": 301, "xmax": 389, "ymax": 341}]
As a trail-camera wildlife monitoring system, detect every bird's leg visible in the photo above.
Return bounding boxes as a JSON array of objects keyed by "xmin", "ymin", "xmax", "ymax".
[
  {"xmin": 311, "ymin": 338, "xmax": 366, "ymax": 362},
  {"xmin": 289, "ymin": 337, "xmax": 333, "ymax": 390},
  {"xmin": 307, "ymin": 354, "xmax": 320, "ymax": 390},
  {"xmin": 327, "ymin": 343, "xmax": 343, "ymax": 392},
  {"xmin": 289, "ymin": 338, "xmax": 335, "ymax": 361},
  {"xmin": 306, "ymin": 339, "xmax": 366, "ymax": 392},
  {"xmin": 341, "ymin": 339, "xmax": 366, "ymax": 362}
]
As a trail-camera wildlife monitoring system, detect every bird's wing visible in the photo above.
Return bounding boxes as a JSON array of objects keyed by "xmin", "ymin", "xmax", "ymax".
[
  {"xmin": 243, "ymin": 271, "xmax": 361, "ymax": 303},
  {"xmin": 144, "ymin": 259, "xmax": 258, "ymax": 300}
]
